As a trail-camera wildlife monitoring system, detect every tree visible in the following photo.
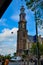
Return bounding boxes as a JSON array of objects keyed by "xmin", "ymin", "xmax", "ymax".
[
  {"xmin": 25, "ymin": 0, "xmax": 43, "ymax": 65},
  {"xmin": 4, "ymin": 54, "xmax": 11, "ymax": 60},
  {"xmin": 13, "ymin": 52, "xmax": 17, "ymax": 57},
  {"xmin": 31, "ymin": 43, "xmax": 43, "ymax": 56},
  {"xmin": 40, "ymin": 43, "xmax": 43, "ymax": 55},
  {"xmin": 25, "ymin": 0, "xmax": 43, "ymax": 26},
  {"xmin": 31, "ymin": 43, "xmax": 37, "ymax": 55}
]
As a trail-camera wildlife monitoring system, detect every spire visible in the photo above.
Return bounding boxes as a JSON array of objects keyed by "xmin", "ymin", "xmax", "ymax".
[
  {"xmin": 20, "ymin": 6, "xmax": 26, "ymax": 22},
  {"xmin": 20, "ymin": 6, "xmax": 25, "ymax": 13},
  {"xmin": 20, "ymin": 0, "xmax": 25, "ymax": 13},
  {"xmin": 21, "ymin": 0, "xmax": 24, "ymax": 7},
  {"xmin": 19, "ymin": 0, "xmax": 26, "ymax": 21}
]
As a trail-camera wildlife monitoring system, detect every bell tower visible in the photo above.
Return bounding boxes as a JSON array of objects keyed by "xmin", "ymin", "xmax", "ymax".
[
  {"xmin": 19, "ymin": 6, "xmax": 27, "ymax": 31},
  {"xmin": 17, "ymin": 6, "xmax": 28, "ymax": 56}
]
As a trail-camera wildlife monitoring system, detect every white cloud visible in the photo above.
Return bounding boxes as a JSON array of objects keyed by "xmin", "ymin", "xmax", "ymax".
[
  {"xmin": 11, "ymin": 15, "xmax": 19, "ymax": 21},
  {"xmin": 0, "ymin": 28, "xmax": 18, "ymax": 55},
  {"xmin": 0, "ymin": 43, "xmax": 16, "ymax": 55}
]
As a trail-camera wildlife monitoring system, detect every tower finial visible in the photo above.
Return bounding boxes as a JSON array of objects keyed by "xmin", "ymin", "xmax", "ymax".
[
  {"xmin": 21, "ymin": 0, "xmax": 25, "ymax": 13},
  {"xmin": 20, "ymin": 5, "xmax": 26, "ymax": 22},
  {"xmin": 21, "ymin": 0, "xmax": 24, "ymax": 6}
]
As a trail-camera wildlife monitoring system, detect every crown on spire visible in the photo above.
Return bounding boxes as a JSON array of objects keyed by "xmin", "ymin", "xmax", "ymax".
[
  {"xmin": 20, "ymin": 6, "xmax": 26, "ymax": 22},
  {"xmin": 20, "ymin": 6, "xmax": 25, "ymax": 13}
]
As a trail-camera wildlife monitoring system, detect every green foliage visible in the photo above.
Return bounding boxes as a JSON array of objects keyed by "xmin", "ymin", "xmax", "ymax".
[
  {"xmin": 13, "ymin": 52, "xmax": 16, "ymax": 57},
  {"xmin": 26, "ymin": 0, "xmax": 43, "ymax": 15},
  {"xmin": 0, "ymin": 55, "xmax": 4, "ymax": 59},
  {"xmin": 22, "ymin": 54, "xmax": 26, "ymax": 59},
  {"xmin": 25, "ymin": 0, "xmax": 43, "ymax": 28},
  {"xmin": 24, "ymin": 50, "xmax": 28, "ymax": 55},
  {"xmin": 4, "ymin": 54, "xmax": 11, "ymax": 59},
  {"xmin": 31, "ymin": 43, "xmax": 43, "ymax": 55},
  {"xmin": 40, "ymin": 1, "xmax": 43, "ymax": 9},
  {"xmin": 40, "ymin": 43, "xmax": 43, "ymax": 55},
  {"xmin": 0, "ymin": 54, "xmax": 11, "ymax": 61},
  {"xmin": 25, "ymin": 0, "xmax": 43, "ymax": 11},
  {"xmin": 31, "ymin": 43, "xmax": 37, "ymax": 55},
  {"xmin": 22, "ymin": 50, "xmax": 28, "ymax": 59}
]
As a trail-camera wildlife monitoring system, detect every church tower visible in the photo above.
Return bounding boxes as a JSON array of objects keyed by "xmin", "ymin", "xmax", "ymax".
[{"xmin": 17, "ymin": 6, "xmax": 28, "ymax": 56}]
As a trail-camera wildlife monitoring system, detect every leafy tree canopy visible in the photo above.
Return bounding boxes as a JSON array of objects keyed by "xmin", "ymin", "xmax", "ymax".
[
  {"xmin": 25, "ymin": 0, "xmax": 43, "ymax": 28},
  {"xmin": 30, "ymin": 43, "xmax": 43, "ymax": 55}
]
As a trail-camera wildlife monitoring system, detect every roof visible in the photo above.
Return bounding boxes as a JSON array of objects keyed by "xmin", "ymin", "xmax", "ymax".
[{"xmin": 28, "ymin": 35, "xmax": 36, "ymax": 43}]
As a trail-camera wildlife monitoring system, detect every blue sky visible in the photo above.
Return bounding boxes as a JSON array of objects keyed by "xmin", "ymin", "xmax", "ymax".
[{"xmin": 0, "ymin": 0, "xmax": 43, "ymax": 55}]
